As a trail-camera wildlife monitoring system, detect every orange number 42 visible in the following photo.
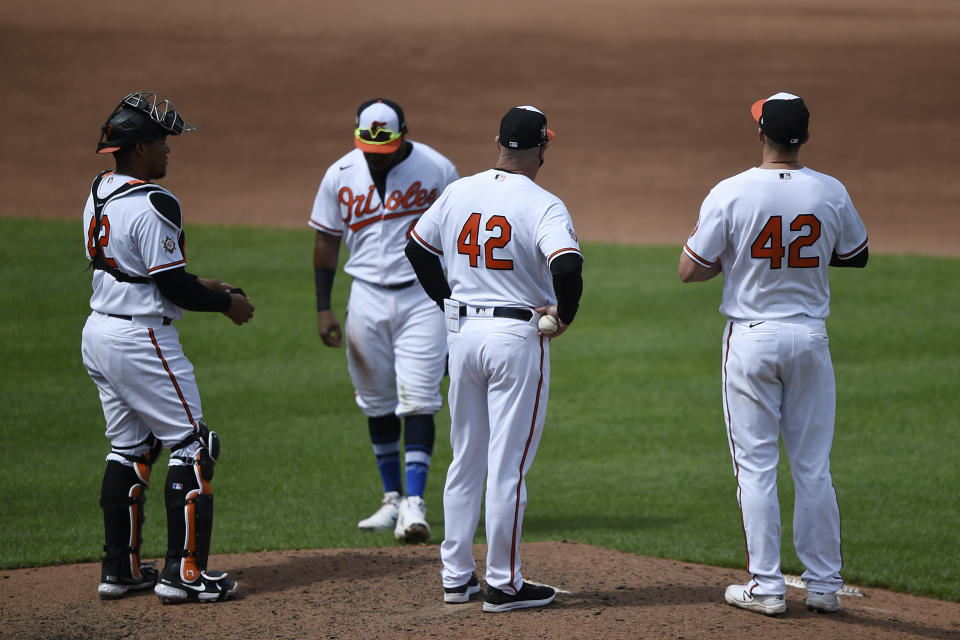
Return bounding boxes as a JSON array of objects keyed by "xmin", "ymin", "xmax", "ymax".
[
  {"xmin": 751, "ymin": 214, "xmax": 821, "ymax": 269},
  {"xmin": 87, "ymin": 214, "xmax": 118, "ymax": 267},
  {"xmin": 457, "ymin": 213, "xmax": 513, "ymax": 270}
]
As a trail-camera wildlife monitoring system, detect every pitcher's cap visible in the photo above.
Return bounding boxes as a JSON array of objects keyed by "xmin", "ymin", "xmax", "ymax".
[
  {"xmin": 750, "ymin": 92, "xmax": 809, "ymax": 145},
  {"xmin": 355, "ymin": 98, "xmax": 407, "ymax": 154},
  {"xmin": 498, "ymin": 106, "xmax": 555, "ymax": 149}
]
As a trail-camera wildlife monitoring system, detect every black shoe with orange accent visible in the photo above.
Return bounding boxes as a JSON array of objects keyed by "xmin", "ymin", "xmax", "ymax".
[
  {"xmin": 98, "ymin": 562, "xmax": 158, "ymax": 599},
  {"xmin": 155, "ymin": 568, "xmax": 238, "ymax": 603}
]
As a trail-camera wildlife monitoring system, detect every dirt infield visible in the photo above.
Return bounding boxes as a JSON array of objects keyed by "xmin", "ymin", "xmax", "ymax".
[
  {"xmin": 2, "ymin": 1, "xmax": 959, "ymax": 638},
  {"xmin": 2, "ymin": 542, "xmax": 960, "ymax": 639}
]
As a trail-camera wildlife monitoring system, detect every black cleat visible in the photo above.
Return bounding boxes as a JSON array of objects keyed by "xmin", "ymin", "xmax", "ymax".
[
  {"xmin": 444, "ymin": 573, "xmax": 481, "ymax": 603},
  {"xmin": 155, "ymin": 569, "xmax": 238, "ymax": 603},
  {"xmin": 482, "ymin": 581, "xmax": 556, "ymax": 613},
  {"xmin": 98, "ymin": 563, "xmax": 158, "ymax": 599}
]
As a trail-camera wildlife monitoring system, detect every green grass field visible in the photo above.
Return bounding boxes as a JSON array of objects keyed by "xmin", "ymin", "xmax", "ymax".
[{"xmin": 1, "ymin": 218, "xmax": 957, "ymax": 601}]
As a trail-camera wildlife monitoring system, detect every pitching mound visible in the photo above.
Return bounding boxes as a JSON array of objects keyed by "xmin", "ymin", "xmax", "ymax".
[{"xmin": 2, "ymin": 542, "xmax": 958, "ymax": 639}]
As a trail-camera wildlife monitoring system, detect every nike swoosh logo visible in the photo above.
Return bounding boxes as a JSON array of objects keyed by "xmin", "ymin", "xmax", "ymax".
[
  {"xmin": 339, "ymin": 164, "xmax": 353, "ymax": 171},
  {"xmin": 167, "ymin": 579, "xmax": 207, "ymax": 591},
  {"xmin": 749, "ymin": 322, "xmax": 765, "ymax": 328}
]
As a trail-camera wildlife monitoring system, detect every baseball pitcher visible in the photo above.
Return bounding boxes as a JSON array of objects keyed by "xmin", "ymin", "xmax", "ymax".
[
  {"xmin": 679, "ymin": 92, "xmax": 868, "ymax": 616},
  {"xmin": 82, "ymin": 92, "xmax": 254, "ymax": 603}
]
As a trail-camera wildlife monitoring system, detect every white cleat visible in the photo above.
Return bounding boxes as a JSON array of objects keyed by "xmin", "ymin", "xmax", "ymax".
[
  {"xmin": 394, "ymin": 495, "xmax": 430, "ymax": 543},
  {"xmin": 357, "ymin": 491, "xmax": 401, "ymax": 530},
  {"xmin": 724, "ymin": 583, "xmax": 786, "ymax": 616},
  {"xmin": 806, "ymin": 590, "xmax": 841, "ymax": 613}
]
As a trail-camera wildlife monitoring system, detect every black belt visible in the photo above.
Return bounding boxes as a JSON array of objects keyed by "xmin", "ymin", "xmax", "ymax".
[
  {"xmin": 459, "ymin": 306, "xmax": 533, "ymax": 321},
  {"xmin": 108, "ymin": 313, "xmax": 173, "ymax": 325},
  {"xmin": 379, "ymin": 280, "xmax": 416, "ymax": 290}
]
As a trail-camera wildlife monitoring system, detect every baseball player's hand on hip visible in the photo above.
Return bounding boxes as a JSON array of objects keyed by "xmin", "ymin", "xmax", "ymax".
[
  {"xmin": 534, "ymin": 305, "xmax": 569, "ymax": 338},
  {"xmin": 317, "ymin": 310, "xmax": 343, "ymax": 347},
  {"xmin": 225, "ymin": 292, "xmax": 254, "ymax": 325}
]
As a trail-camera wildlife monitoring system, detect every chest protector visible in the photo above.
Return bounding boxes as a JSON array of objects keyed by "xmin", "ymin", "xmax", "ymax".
[{"xmin": 88, "ymin": 170, "xmax": 166, "ymax": 284}]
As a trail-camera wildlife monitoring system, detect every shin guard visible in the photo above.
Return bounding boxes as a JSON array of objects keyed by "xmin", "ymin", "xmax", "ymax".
[
  {"xmin": 163, "ymin": 461, "xmax": 214, "ymax": 583},
  {"xmin": 100, "ymin": 461, "xmax": 149, "ymax": 582}
]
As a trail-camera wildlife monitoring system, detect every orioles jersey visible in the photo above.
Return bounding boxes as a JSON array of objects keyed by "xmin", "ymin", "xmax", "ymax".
[
  {"xmin": 684, "ymin": 167, "xmax": 868, "ymax": 320},
  {"xmin": 83, "ymin": 172, "xmax": 187, "ymax": 320},
  {"xmin": 411, "ymin": 168, "xmax": 581, "ymax": 308},
  {"xmin": 308, "ymin": 141, "xmax": 458, "ymax": 286}
]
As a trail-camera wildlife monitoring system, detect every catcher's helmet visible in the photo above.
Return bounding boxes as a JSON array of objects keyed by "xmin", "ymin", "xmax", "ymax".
[{"xmin": 97, "ymin": 91, "xmax": 197, "ymax": 154}]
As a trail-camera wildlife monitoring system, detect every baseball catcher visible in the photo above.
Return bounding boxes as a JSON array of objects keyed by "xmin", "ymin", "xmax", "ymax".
[{"xmin": 83, "ymin": 91, "xmax": 253, "ymax": 603}]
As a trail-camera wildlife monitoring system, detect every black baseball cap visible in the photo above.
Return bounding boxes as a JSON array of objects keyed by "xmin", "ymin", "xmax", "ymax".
[
  {"xmin": 498, "ymin": 106, "xmax": 555, "ymax": 149},
  {"xmin": 750, "ymin": 92, "xmax": 809, "ymax": 145}
]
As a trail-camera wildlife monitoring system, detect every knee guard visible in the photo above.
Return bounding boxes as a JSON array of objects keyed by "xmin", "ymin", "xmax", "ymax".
[
  {"xmin": 100, "ymin": 460, "xmax": 150, "ymax": 582},
  {"xmin": 108, "ymin": 432, "xmax": 163, "ymax": 484},
  {"xmin": 163, "ymin": 459, "xmax": 215, "ymax": 583},
  {"xmin": 170, "ymin": 420, "xmax": 220, "ymax": 481}
]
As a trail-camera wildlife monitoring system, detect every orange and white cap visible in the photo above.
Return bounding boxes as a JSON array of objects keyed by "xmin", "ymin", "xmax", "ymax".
[{"xmin": 354, "ymin": 98, "xmax": 407, "ymax": 154}]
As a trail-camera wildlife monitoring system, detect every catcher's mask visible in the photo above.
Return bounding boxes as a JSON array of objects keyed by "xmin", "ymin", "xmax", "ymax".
[{"xmin": 97, "ymin": 91, "xmax": 197, "ymax": 154}]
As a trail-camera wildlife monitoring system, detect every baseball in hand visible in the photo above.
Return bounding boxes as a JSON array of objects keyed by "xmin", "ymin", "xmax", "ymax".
[{"xmin": 538, "ymin": 314, "xmax": 560, "ymax": 336}]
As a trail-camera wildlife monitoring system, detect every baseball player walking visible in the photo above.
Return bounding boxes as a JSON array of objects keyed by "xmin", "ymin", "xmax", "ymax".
[
  {"xmin": 406, "ymin": 106, "xmax": 584, "ymax": 611},
  {"xmin": 309, "ymin": 98, "xmax": 458, "ymax": 542},
  {"xmin": 82, "ymin": 92, "xmax": 254, "ymax": 603},
  {"xmin": 679, "ymin": 92, "xmax": 868, "ymax": 616}
]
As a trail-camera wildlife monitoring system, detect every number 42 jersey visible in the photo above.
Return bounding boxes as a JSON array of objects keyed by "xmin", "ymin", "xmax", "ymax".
[
  {"xmin": 684, "ymin": 167, "xmax": 868, "ymax": 321},
  {"xmin": 411, "ymin": 169, "xmax": 581, "ymax": 308}
]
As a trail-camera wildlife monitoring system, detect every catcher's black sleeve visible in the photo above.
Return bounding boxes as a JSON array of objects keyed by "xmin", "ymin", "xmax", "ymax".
[
  {"xmin": 829, "ymin": 247, "xmax": 869, "ymax": 268},
  {"xmin": 405, "ymin": 239, "xmax": 450, "ymax": 308},
  {"xmin": 550, "ymin": 253, "xmax": 584, "ymax": 325},
  {"xmin": 153, "ymin": 268, "xmax": 232, "ymax": 312}
]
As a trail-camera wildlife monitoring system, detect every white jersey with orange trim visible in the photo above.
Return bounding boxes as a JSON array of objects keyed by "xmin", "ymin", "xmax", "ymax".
[
  {"xmin": 682, "ymin": 163, "xmax": 868, "ymax": 598},
  {"xmin": 412, "ymin": 167, "xmax": 581, "ymax": 595},
  {"xmin": 411, "ymin": 168, "xmax": 581, "ymax": 308},
  {"xmin": 684, "ymin": 167, "xmax": 867, "ymax": 321},
  {"xmin": 83, "ymin": 171, "xmax": 186, "ymax": 320},
  {"xmin": 308, "ymin": 142, "xmax": 458, "ymax": 286}
]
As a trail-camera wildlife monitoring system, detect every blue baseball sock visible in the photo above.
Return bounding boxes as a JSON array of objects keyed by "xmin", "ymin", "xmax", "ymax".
[
  {"xmin": 368, "ymin": 414, "xmax": 402, "ymax": 494},
  {"xmin": 403, "ymin": 414, "xmax": 435, "ymax": 497}
]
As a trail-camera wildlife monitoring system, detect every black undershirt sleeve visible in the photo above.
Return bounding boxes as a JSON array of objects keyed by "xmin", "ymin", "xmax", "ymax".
[
  {"xmin": 405, "ymin": 239, "xmax": 450, "ymax": 309},
  {"xmin": 550, "ymin": 253, "xmax": 584, "ymax": 325},
  {"xmin": 153, "ymin": 268, "xmax": 231, "ymax": 312},
  {"xmin": 829, "ymin": 247, "xmax": 868, "ymax": 268},
  {"xmin": 315, "ymin": 267, "xmax": 336, "ymax": 311}
]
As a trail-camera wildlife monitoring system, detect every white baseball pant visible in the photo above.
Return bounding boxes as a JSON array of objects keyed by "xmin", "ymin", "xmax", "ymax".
[
  {"xmin": 440, "ymin": 315, "xmax": 550, "ymax": 594},
  {"xmin": 81, "ymin": 312, "xmax": 200, "ymax": 452},
  {"xmin": 344, "ymin": 278, "xmax": 446, "ymax": 417},
  {"xmin": 722, "ymin": 317, "xmax": 843, "ymax": 596}
]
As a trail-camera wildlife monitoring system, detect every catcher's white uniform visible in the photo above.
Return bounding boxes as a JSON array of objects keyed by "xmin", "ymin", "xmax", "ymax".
[
  {"xmin": 81, "ymin": 171, "xmax": 200, "ymax": 452},
  {"xmin": 412, "ymin": 168, "xmax": 581, "ymax": 594},
  {"xmin": 684, "ymin": 166, "xmax": 868, "ymax": 597},
  {"xmin": 309, "ymin": 142, "xmax": 458, "ymax": 416}
]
